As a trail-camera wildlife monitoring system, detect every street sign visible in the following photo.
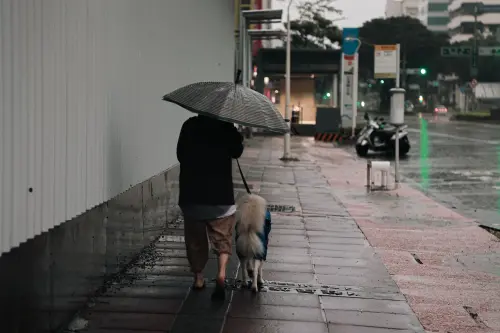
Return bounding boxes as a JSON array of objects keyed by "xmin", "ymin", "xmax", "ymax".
[
  {"xmin": 478, "ymin": 46, "xmax": 500, "ymax": 56},
  {"xmin": 342, "ymin": 28, "xmax": 359, "ymax": 56},
  {"xmin": 408, "ymin": 84, "xmax": 420, "ymax": 90},
  {"xmin": 374, "ymin": 45, "xmax": 398, "ymax": 79},
  {"xmin": 405, "ymin": 68, "xmax": 418, "ymax": 75},
  {"xmin": 440, "ymin": 47, "xmax": 471, "ymax": 57}
]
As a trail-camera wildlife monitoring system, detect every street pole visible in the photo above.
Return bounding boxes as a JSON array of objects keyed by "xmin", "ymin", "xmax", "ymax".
[
  {"xmin": 395, "ymin": 43, "xmax": 401, "ymax": 187},
  {"xmin": 351, "ymin": 53, "xmax": 359, "ymax": 137},
  {"xmin": 282, "ymin": 0, "xmax": 292, "ymax": 159}
]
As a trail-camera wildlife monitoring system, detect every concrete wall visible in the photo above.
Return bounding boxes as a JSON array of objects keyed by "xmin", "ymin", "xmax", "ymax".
[
  {"xmin": 276, "ymin": 78, "xmax": 316, "ymax": 124},
  {"xmin": 0, "ymin": 0, "xmax": 234, "ymax": 331},
  {"xmin": 0, "ymin": 0, "xmax": 234, "ymax": 255}
]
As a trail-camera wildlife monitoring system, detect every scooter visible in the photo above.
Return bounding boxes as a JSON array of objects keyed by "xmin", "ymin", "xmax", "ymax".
[{"xmin": 355, "ymin": 112, "xmax": 410, "ymax": 157}]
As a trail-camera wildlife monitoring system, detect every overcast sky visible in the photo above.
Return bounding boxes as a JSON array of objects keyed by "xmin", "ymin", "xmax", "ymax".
[{"xmin": 271, "ymin": 0, "xmax": 387, "ymax": 28}]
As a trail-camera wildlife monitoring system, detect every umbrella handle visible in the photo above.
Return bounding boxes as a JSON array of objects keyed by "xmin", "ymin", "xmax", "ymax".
[{"xmin": 235, "ymin": 70, "xmax": 242, "ymax": 84}]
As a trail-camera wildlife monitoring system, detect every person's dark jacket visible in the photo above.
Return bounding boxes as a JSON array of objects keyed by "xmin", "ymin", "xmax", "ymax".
[{"xmin": 176, "ymin": 115, "xmax": 244, "ymax": 206}]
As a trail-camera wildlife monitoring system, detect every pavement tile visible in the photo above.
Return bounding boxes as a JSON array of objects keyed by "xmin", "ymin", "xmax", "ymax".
[
  {"xmin": 309, "ymin": 243, "xmax": 370, "ymax": 251},
  {"xmin": 310, "ymin": 248, "xmax": 375, "ymax": 259},
  {"xmin": 264, "ymin": 271, "xmax": 315, "ymax": 283},
  {"xmin": 228, "ymin": 303, "xmax": 324, "ymax": 322},
  {"xmin": 223, "ymin": 318, "xmax": 328, "ymax": 333},
  {"xmin": 314, "ymin": 265, "xmax": 388, "ymax": 277},
  {"xmin": 84, "ymin": 312, "xmax": 175, "ymax": 331},
  {"xmin": 325, "ymin": 310, "xmax": 422, "ymax": 331},
  {"xmin": 320, "ymin": 297, "xmax": 413, "ymax": 314},
  {"xmin": 90, "ymin": 297, "xmax": 183, "ymax": 314},
  {"xmin": 317, "ymin": 274, "xmax": 398, "ymax": 289},
  {"xmin": 232, "ymin": 292, "xmax": 320, "ymax": 308},
  {"xmin": 170, "ymin": 315, "xmax": 224, "ymax": 333},
  {"xmin": 102, "ymin": 285, "xmax": 189, "ymax": 299},
  {"xmin": 179, "ymin": 286, "xmax": 233, "ymax": 318},
  {"xmin": 308, "ymin": 236, "xmax": 366, "ymax": 245},
  {"xmin": 266, "ymin": 255, "xmax": 312, "ymax": 264},
  {"xmin": 327, "ymin": 325, "xmax": 417, "ymax": 333},
  {"xmin": 265, "ymin": 262, "xmax": 314, "ymax": 273},
  {"xmin": 306, "ymin": 230, "xmax": 364, "ymax": 239},
  {"xmin": 312, "ymin": 257, "xmax": 380, "ymax": 268},
  {"xmin": 267, "ymin": 246, "xmax": 309, "ymax": 256}
]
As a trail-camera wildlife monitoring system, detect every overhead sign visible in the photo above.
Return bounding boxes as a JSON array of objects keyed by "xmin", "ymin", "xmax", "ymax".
[
  {"xmin": 342, "ymin": 28, "xmax": 359, "ymax": 56},
  {"xmin": 408, "ymin": 84, "xmax": 420, "ymax": 90},
  {"xmin": 478, "ymin": 46, "xmax": 500, "ymax": 56},
  {"xmin": 374, "ymin": 45, "xmax": 397, "ymax": 79},
  {"xmin": 440, "ymin": 47, "xmax": 471, "ymax": 57}
]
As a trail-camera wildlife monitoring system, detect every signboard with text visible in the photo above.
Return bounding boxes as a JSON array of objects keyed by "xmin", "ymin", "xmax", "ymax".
[
  {"xmin": 441, "ymin": 47, "xmax": 471, "ymax": 57},
  {"xmin": 374, "ymin": 45, "xmax": 397, "ymax": 79},
  {"xmin": 478, "ymin": 46, "xmax": 500, "ymax": 56}
]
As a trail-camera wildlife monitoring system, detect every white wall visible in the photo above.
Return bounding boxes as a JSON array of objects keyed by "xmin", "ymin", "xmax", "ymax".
[{"xmin": 0, "ymin": 0, "xmax": 234, "ymax": 255}]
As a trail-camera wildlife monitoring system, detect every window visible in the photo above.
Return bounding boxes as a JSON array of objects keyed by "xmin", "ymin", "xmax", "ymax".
[
  {"xmin": 428, "ymin": 3, "xmax": 449, "ymax": 12},
  {"xmin": 427, "ymin": 16, "xmax": 450, "ymax": 26}
]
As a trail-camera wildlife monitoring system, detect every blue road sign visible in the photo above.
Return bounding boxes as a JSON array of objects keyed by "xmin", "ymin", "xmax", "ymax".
[{"xmin": 342, "ymin": 28, "xmax": 359, "ymax": 55}]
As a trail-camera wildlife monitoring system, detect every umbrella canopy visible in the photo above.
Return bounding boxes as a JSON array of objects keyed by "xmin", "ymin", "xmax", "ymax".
[{"xmin": 163, "ymin": 81, "xmax": 288, "ymax": 134}]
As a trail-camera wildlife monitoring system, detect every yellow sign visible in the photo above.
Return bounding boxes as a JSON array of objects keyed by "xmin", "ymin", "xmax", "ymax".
[
  {"xmin": 375, "ymin": 45, "xmax": 397, "ymax": 51},
  {"xmin": 374, "ymin": 44, "xmax": 398, "ymax": 79}
]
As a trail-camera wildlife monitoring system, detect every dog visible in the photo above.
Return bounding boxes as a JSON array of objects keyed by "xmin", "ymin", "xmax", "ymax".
[{"xmin": 235, "ymin": 194, "xmax": 272, "ymax": 292}]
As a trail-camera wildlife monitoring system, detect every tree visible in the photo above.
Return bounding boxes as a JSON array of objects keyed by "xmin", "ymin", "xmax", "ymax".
[
  {"xmin": 358, "ymin": 16, "xmax": 449, "ymax": 79},
  {"xmin": 283, "ymin": 0, "xmax": 343, "ymax": 49},
  {"xmin": 357, "ymin": 17, "xmax": 449, "ymax": 110}
]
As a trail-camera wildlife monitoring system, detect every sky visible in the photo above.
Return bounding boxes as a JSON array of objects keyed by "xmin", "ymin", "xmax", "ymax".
[{"xmin": 271, "ymin": 0, "xmax": 387, "ymax": 28}]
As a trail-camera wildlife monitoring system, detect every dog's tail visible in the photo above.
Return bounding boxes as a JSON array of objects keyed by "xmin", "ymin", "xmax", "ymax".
[{"xmin": 236, "ymin": 194, "xmax": 267, "ymax": 256}]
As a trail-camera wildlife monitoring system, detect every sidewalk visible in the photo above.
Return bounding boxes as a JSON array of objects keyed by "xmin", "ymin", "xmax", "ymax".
[{"xmin": 75, "ymin": 137, "xmax": 499, "ymax": 333}]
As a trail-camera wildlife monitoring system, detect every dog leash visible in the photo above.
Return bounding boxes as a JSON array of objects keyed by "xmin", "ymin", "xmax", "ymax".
[{"xmin": 236, "ymin": 159, "xmax": 251, "ymax": 194}]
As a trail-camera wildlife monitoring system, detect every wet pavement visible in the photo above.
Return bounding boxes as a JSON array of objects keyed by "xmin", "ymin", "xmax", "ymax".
[
  {"xmin": 74, "ymin": 137, "xmax": 428, "ymax": 333},
  {"xmin": 353, "ymin": 113, "xmax": 500, "ymax": 230},
  {"xmin": 402, "ymin": 114, "xmax": 500, "ymax": 230}
]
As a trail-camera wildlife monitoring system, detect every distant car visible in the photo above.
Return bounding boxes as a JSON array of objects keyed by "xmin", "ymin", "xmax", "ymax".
[{"xmin": 434, "ymin": 105, "xmax": 448, "ymax": 114}]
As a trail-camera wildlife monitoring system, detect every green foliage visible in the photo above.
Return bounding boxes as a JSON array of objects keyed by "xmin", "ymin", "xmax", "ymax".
[
  {"xmin": 358, "ymin": 16, "xmax": 448, "ymax": 79},
  {"xmin": 285, "ymin": 0, "xmax": 342, "ymax": 49}
]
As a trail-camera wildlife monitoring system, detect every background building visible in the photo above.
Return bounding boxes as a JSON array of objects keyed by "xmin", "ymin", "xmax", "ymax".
[
  {"xmin": 385, "ymin": 0, "xmax": 429, "ymax": 25},
  {"xmin": 449, "ymin": 0, "xmax": 500, "ymax": 43},
  {"xmin": 427, "ymin": 0, "xmax": 451, "ymax": 32}
]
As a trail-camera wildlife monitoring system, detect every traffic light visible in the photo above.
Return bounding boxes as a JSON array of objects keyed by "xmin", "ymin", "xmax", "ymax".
[
  {"xmin": 380, "ymin": 79, "xmax": 385, "ymax": 84},
  {"xmin": 419, "ymin": 68, "xmax": 427, "ymax": 75}
]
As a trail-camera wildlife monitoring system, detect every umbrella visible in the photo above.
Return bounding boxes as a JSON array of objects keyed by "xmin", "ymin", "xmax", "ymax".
[{"xmin": 162, "ymin": 81, "xmax": 288, "ymax": 134}]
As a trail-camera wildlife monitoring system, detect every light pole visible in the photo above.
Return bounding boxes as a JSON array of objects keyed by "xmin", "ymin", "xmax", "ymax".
[{"xmin": 282, "ymin": 0, "xmax": 293, "ymax": 160}]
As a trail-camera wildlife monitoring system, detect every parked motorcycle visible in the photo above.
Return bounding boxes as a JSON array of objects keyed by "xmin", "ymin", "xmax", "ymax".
[{"xmin": 355, "ymin": 112, "xmax": 410, "ymax": 157}]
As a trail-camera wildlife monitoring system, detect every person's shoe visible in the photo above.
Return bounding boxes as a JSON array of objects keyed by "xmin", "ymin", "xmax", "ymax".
[{"xmin": 211, "ymin": 279, "xmax": 226, "ymax": 301}]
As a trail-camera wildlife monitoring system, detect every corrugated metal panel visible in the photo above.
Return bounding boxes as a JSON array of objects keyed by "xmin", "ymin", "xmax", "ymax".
[{"xmin": 0, "ymin": 0, "xmax": 234, "ymax": 255}]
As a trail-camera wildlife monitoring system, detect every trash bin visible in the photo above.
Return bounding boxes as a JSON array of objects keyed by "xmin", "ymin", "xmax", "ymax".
[{"xmin": 291, "ymin": 110, "xmax": 300, "ymax": 124}]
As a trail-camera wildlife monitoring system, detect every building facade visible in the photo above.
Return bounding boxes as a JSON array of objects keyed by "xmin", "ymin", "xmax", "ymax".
[
  {"xmin": 385, "ymin": 0, "xmax": 429, "ymax": 26},
  {"xmin": 449, "ymin": 0, "xmax": 500, "ymax": 43},
  {"xmin": 0, "ymin": 0, "xmax": 234, "ymax": 331},
  {"xmin": 427, "ymin": 0, "xmax": 451, "ymax": 32}
]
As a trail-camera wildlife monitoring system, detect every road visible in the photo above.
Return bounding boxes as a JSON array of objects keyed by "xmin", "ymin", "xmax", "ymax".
[{"xmin": 395, "ymin": 114, "xmax": 500, "ymax": 230}]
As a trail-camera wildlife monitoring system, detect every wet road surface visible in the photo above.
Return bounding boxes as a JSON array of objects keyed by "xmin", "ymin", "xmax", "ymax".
[{"xmin": 356, "ymin": 114, "xmax": 500, "ymax": 229}]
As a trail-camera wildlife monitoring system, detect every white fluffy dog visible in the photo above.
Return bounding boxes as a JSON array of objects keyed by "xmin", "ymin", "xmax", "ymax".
[{"xmin": 235, "ymin": 194, "xmax": 272, "ymax": 293}]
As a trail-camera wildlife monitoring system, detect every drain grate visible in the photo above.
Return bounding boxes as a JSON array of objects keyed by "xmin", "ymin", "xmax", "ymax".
[
  {"xmin": 267, "ymin": 204, "xmax": 296, "ymax": 213},
  {"xmin": 220, "ymin": 278, "xmax": 360, "ymax": 297}
]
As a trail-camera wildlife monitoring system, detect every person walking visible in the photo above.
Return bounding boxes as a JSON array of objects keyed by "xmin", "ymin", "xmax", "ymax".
[{"xmin": 176, "ymin": 115, "xmax": 244, "ymax": 300}]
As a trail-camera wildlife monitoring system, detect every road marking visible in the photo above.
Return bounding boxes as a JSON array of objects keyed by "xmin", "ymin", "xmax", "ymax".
[{"xmin": 407, "ymin": 128, "xmax": 500, "ymax": 145}]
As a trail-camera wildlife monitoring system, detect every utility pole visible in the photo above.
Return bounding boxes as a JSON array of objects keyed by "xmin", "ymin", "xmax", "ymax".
[{"xmin": 471, "ymin": 3, "xmax": 479, "ymax": 78}]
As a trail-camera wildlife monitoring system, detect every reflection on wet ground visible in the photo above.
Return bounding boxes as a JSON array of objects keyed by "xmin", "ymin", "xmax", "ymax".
[{"xmin": 354, "ymin": 115, "xmax": 500, "ymax": 229}]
